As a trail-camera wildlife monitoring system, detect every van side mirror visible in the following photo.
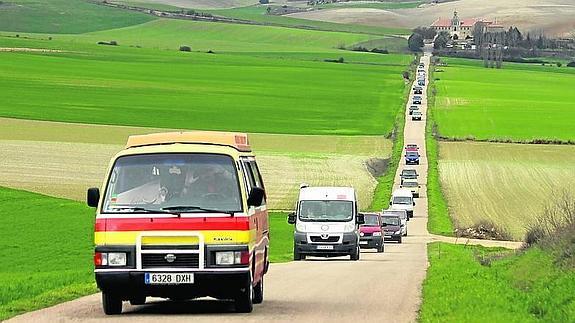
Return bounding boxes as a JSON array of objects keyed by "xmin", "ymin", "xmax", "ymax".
[
  {"xmin": 356, "ymin": 213, "xmax": 365, "ymax": 225},
  {"xmin": 287, "ymin": 212, "xmax": 296, "ymax": 224},
  {"xmin": 389, "ymin": 201, "xmax": 392, "ymax": 206},
  {"xmin": 413, "ymin": 202, "xmax": 416, "ymax": 206},
  {"xmin": 87, "ymin": 188, "xmax": 100, "ymax": 208},
  {"xmin": 247, "ymin": 187, "xmax": 265, "ymax": 207}
]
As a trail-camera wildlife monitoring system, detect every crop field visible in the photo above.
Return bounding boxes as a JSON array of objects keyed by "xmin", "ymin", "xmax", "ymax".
[
  {"xmin": 438, "ymin": 141, "xmax": 575, "ymax": 240},
  {"xmin": 0, "ymin": 118, "xmax": 391, "ymax": 210},
  {"xmin": 433, "ymin": 58, "xmax": 575, "ymax": 142},
  {"xmin": 0, "ymin": 32, "xmax": 409, "ymax": 136},
  {"xmin": 0, "ymin": 0, "xmax": 154, "ymax": 34},
  {"xmin": 0, "ymin": 185, "xmax": 292, "ymax": 320}
]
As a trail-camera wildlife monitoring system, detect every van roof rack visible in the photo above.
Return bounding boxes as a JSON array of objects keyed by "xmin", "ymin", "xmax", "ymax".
[{"xmin": 126, "ymin": 131, "xmax": 251, "ymax": 152}]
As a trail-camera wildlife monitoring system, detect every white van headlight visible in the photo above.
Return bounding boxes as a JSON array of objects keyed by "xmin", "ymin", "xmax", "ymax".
[
  {"xmin": 108, "ymin": 252, "xmax": 127, "ymax": 266},
  {"xmin": 344, "ymin": 223, "xmax": 355, "ymax": 232},
  {"xmin": 296, "ymin": 222, "xmax": 306, "ymax": 232}
]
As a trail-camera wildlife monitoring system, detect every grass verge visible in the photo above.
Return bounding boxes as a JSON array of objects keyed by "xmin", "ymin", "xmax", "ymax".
[
  {"xmin": 425, "ymin": 68, "xmax": 454, "ymax": 235},
  {"xmin": 419, "ymin": 242, "xmax": 575, "ymax": 322},
  {"xmin": 0, "ymin": 187, "xmax": 292, "ymax": 320}
]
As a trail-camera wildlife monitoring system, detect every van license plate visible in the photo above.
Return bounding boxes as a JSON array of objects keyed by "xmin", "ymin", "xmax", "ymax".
[
  {"xmin": 317, "ymin": 245, "xmax": 333, "ymax": 250},
  {"xmin": 145, "ymin": 273, "xmax": 194, "ymax": 285}
]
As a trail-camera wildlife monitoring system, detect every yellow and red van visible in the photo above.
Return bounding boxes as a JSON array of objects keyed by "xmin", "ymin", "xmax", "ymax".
[{"xmin": 87, "ymin": 131, "xmax": 269, "ymax": 314}]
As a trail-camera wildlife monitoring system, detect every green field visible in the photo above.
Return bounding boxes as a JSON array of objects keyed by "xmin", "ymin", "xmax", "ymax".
[
  {"xmin": 0, "ymin": 0, "xmax": 154, "ymax": 34},
  {"xmin": 420, "ymin": 243, "xmax": 575, "ymax": 322},
  {"xmin": 434, "ymin": 58, "xmax": 575, "ymax": 142},
  {"xmin": 0, "ymin": 33, "xmax": 409, "ymax": 135},
  {"xmin": 315, "ymin": 1, "xmax": 422, "ymax": 10},
  {"xmin": 438, "ymin": 141, "xmax": 575, "ymax": 240},
  {"xmin": 0, "ymin": 185, "xmax": 293, "ymax": 320}
]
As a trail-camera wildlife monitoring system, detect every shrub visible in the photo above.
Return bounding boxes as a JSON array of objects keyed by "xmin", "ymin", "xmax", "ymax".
[
  {"xmin": 370, "ymin": 48, "xmax": 389, "ymax": 54},
  {"xmin": 455, "ymin": 220, "xmax": 513, "ymax": 241},
  {"xmin": 179, "ymin": 45, "xmax": 191, "ymax": 52},
  {"xmin": 408, "ymin": 33, "xmax": 424, "ymax": 52},
  {"xmin": 556, "ymin": 62, "xmax": 562, "ymax": 67},
  {"xmin": 97, "ymin": 40, "xmax": 118, "ymax": 46},
  {"xmin": 567, "ymin": 61, "xmax": 575, "ymax": 67},
  {"xmin": 402, "ymin": 71, "xmax": 410, "ymax": 80}
]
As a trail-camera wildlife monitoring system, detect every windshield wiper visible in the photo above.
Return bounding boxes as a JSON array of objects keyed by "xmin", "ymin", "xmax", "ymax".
[
  {"xmin": 162, "ymin": 205, "xmax": 236, "ymax": 216},
  {"xmin": 109, "ymin": 206, "xmax": 180, "ymax": 215}
]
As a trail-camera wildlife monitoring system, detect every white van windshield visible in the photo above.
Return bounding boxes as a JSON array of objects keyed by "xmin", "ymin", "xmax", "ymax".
[
  {"xmin": 298, "ymin": 200, "xmax": 353, "ymax": 222},
  {"xmin": 393, "ymin": 196, "xmax": 412, "ymax": 205},
  {"xmin": 102, "ymin": 154, "xmax": 242, "ymax": 214}
]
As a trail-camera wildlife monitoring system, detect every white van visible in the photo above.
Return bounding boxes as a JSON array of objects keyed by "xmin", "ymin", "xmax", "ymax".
[
  {"xmin": 288, "ymin": 186, "xmax": 364, "ymax": 261},
  {"xmin": 390, "ymin": 188, "xmax": 415, "ymax": 219}
]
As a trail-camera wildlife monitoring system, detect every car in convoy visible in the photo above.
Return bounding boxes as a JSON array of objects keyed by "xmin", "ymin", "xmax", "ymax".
[
  {"xmin": 400, "ymin": 180, "xmax": 421, "ymax": 198},
  {"xmin": 417, "ymin": 80, "xmax": 425, "ymax": 86},
  {"xmin": 288, "ymin": 186, "xmax": 364, "ymax": 261},
  {"xmin": 390, "ymin": 188, "xmax": 415, "ymax": 219},
  {"xmin": 413, "ymin": 86, "xmax": 423, "ymax": 95},
  {"xmin": 87, "ymin": 131, "xmax": 269, "ymax": 314},
  {"xmin": 405, "ymin": 144, "xmax": 419, "ymax": 152},
  {"xmin": 381, "ymin": 214, "xmax": 403, "ymax": 243},
  {"xmin": 405, "ymin": 151, "xmax": 420, "ymax": 165},
  {"xmin": 359, "ymin": 212, "xmax": 384, "ymax": 253},
  {"xmin": 400, "ymin": 169, "xmax": 418, "ymax": 184},
  {"xmin": 412, "ymin": 111, "xmax": 422, "ymax": 121},
  {"xmin": 412, "ymin": 96, "xmax": 422, "ymax": 105},
  {"xmin": 383, "ymin": 209, "xmax": 408, "ymax": 234},
  {"xmin": 409, "ymin": 105, "xmax": 419, "ymax": 115}
]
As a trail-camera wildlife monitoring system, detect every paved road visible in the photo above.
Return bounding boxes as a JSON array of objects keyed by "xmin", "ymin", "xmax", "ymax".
[{"xmin": 8, "ymin": 55, "xmax": 436, "ymax": 323}]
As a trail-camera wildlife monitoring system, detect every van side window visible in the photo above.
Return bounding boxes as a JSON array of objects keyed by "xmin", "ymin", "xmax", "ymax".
[
  {"xmin": 242, "ymin": 159, "xmax": 266, "ymax": 206},
  {"xmin": 249, "ymin": 161, "xmax": 265, "ymax": 191},
  {"xmin": 241, "ymin": 160, "xmax": 255, "ymax": 192}
]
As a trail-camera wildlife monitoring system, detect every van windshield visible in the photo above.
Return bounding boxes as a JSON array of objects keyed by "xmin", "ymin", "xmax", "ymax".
[
  {"xmin": 393, "ymin": 196, "xmax": 412, "ymax": 205},
  {"xmin": 102, "ymin": 153, "xmax": 242, "ymax": 214},
  {"xmin": 298, "ymin": 200, "xmax": 353, "ymax": 222}
]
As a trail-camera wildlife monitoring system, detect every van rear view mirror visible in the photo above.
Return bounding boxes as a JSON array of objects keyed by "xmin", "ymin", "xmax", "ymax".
[
  {"xmin": 87, "ymin": 188, "xmax": 100, "ymax": 208},
  {"xmin": 287, "ymin": 213, "xmax": 296, "ymax": 224},
  {"xmin": 247, "ymin": 187, "xmax": 265, "ymax": 207}
]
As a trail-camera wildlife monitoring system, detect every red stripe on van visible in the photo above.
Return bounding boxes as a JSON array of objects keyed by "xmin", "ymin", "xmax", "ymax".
[{"xmin": 95, "ymin": 217, "xmax": 250, "ymax": 232}]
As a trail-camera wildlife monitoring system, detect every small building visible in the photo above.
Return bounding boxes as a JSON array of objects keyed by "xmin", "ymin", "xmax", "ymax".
[{"xmin": 431, "ymin": 10, "xmax": 501, "ymax": 40}]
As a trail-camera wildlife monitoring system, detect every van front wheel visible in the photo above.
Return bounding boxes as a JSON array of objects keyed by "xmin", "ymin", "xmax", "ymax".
[
  {"xmin": 253, "ymin": 277, "xmax": 264, "ymax": 304},
  {"xmin": 294, "ymin": 248, "xmax": 303, "ymax": 261},
  {"xmin": 102, "ymin": 292, "xmax": 122, "ymax": 315},
  {"xmin": 351, "ymin": 246, "xmax": 360, "ymax": 261},
  {"xmin": 235, "ymin": 277, "xmax": 254, "ymax": 313}
]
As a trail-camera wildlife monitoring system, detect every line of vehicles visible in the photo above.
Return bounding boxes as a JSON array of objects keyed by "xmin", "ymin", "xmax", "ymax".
[{"xmin": 85, "ymin": 61, "xmax": 427, "ymax": 315}]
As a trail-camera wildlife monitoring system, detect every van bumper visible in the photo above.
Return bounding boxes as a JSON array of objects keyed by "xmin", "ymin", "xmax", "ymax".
[
  {"xmin": 95, "ymin": 270, "xmax": 250, "ymax": 300},
  {"xmin": 294, "ymin": 232, "xmax": 358, "ymax": 257}
]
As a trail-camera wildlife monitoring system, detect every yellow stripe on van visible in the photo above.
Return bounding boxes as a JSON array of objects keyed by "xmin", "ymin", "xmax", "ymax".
[{"xmin": 95, "ymin": 230, "xmax": 256, "ymax": 246}]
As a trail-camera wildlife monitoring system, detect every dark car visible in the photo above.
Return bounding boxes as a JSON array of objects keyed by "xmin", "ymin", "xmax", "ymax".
[
  {"xmin": 405, "ymin": 151, "xmax": 420, "ymax": 165},
  {"xmin": 412, "ymin": 96, "xmax": 422, "ymax": 105},
  {"xmin": 412, "ymin": 111, "xmax": 422, "ymax": 121},
  {"xmin": 382, "ymin": 215, "xmax": 402, "ymax": 243},
  {"xmin": 413, "ymin": 86, "xmax": 423, "ymax": 95},
  {"xmin": 359, "ymin": 213, "xmax": 384, "ymax": 253},
  {"xmin": 409, "ymin": 105, "xmax": 419, "ymax": 115},
  {"xmin": 418, "ymin": 80, "xmax": 425, "ymax": 86}
]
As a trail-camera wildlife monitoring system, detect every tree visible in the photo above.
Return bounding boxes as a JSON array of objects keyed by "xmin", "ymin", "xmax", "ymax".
[
  {"xmin": 408, "ymin": 33, "xmax": 424, "ymax": 52},
  {"xmin": 433, "ymin": 31, "xmax": 450, "ymax": 49},
  {"xmin": 412, "ymin": 27, "xmax": 436, "ymax": 40}
]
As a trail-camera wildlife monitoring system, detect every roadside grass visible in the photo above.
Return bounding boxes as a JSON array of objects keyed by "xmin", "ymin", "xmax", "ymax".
[
  {"xmin": 425, "ymin": 66, "xmax": 454, "ymax": 236},
  {"xmin": 438, "ymin": 141, "xmax": 575, "ymax": 240},
  {"xmin": 0, "ymin": 36, "xmax": 408, "ymax": 136},
  {"xmin": 0, "ymin": 0, "xmax": 154, "ymax": 34},
  {"xmin": 434, "ymin": 57, "xmax": 575, "ymax": 142},
  {"xmin": 268, "ymin": 212, "xmax": 293, "ymax": 263},
  {"xmin": 0, "ymin": 186, "xmax": 97, "ymax": 321},
  {"xmin": 420, "ymin": 242, "xmax": 575, "ymax": 322},
  {"xmin": 0, "ymin": 187, "xmax": 293, "ymax": 320}
]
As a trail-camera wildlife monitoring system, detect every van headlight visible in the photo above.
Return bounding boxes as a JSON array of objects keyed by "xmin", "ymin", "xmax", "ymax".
[
  {"xmin": 107, "ymin": 252, "xmax": 127, "ymax": 266},
  {"xmin": 344, "ymin": 223, "xmax": 355, "ymax": 232},
  {"xmin": 296, "ymin": 222, "xmax": 306, "ymax": 232},
  {"xmin": 215, "ymin": 250, "xmax": 250, "ymax": 265}
]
